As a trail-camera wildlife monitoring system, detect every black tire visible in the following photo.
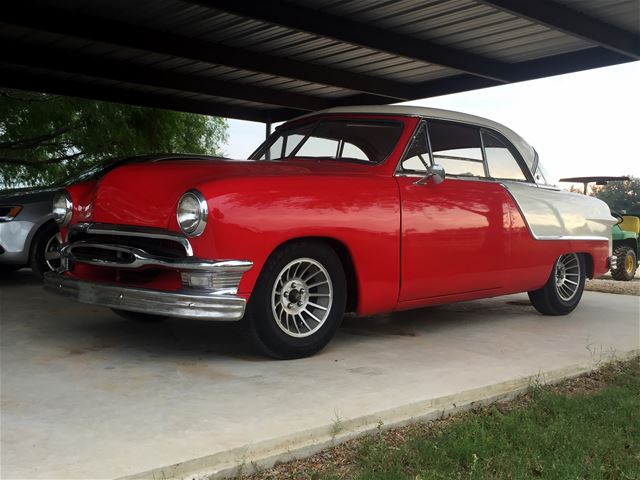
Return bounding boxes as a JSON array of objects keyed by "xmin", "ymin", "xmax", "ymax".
[
  {"xmin": 611, "ymin": 246, "xmax": 637, "ymax": 281},
  {"xmin": 243, "ymin": 240, "xmax": 347, "ymax": 359},
  {"xmin": 528, "ymin": 253, "xmax": 586, "ymax": 316},
  {"xmin": 111, "ymin": 308, "xmax": 167, "ymax": 323},
  {"xmin": 29, "ymin": 222, "xmax": 62, "ymax": 280},
  {"xmin": 0, "ymin": 264, "xmax": 23, "ymax": 274}
]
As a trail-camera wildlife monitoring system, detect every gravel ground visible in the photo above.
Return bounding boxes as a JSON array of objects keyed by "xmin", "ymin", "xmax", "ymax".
[{"xmin": 585, "ymin": 277, "xmax": 640, "ymax": 296}]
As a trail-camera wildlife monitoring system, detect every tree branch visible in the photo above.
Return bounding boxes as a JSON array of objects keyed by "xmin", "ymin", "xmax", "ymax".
[
  {"xmin": 0, "ymin": 122, "xmax": 84, "ymax": 150},
  {"xmin": 0, "ymin": 151, "xmax": 85, "ymax": 166}
]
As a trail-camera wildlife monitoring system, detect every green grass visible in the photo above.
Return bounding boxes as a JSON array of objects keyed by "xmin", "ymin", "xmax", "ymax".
[{"xmin": 321, "ymin": 360, "xmax": 640, "ymax": 480}]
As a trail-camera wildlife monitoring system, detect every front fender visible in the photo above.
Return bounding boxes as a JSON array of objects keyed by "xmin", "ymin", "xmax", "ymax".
[{"xmin": 187, "ymin": 175, "xmax": 401, "ymax": 315}]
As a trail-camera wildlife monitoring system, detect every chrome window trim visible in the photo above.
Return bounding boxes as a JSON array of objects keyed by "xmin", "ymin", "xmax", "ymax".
[
  {"xmin": 69, "ymin": 222, "xmax": 194, "ymax": 256},
  {"xmin": 394, "ymin": 117, "xmax": 536, "ymax": 184}
]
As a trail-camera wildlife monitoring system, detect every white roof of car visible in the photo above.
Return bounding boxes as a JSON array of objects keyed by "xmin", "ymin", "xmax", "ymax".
[{"xmin": 291, "ymin": 105, "xmax": 536, "ymax": 168}]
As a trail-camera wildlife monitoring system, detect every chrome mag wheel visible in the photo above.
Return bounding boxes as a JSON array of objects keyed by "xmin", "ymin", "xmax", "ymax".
[
  {"xmin": 554, "ymin": 253, "xmax": 581, "ymax": 301},
  {"xmin": 44, "ymin": 232, "xmax": 63, "ymax": 271},
  {"xmin": 271, "ymin": 257, "xmax": 333, "ymax": 338}
]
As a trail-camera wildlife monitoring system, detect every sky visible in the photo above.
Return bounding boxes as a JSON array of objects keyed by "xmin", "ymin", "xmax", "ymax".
[{"xmin": 224, "ymin": 61, "xmax": 640, "ymax": 185}]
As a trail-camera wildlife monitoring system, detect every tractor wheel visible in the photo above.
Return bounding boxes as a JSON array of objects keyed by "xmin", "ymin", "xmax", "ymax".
[{"xmin": 611, "ymin": 246, "xmax": 637, "ymax": 281}]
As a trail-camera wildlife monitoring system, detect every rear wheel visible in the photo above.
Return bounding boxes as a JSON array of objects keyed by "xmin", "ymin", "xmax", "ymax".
[
  {"xmin": 611, "ymin": 246, "xmax": 637, "ymax": 281},
  {"xmin": 528, "ymin": 253, "xmax": 586, "ymax": 316},
  {"xmin": 111, "ymin": 309, "xmax": 167, "ymax": 323},
  {"xmin": 243, "ymin": 241, "xmax": 346, "ymax": 359}
]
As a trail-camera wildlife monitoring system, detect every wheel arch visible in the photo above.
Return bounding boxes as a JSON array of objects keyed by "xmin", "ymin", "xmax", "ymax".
[
  {"xmin": 577, "ymin": 252, "xmax": 594, "ymax": 279},
  {"xmin": 264, "ymin": 236, "xmax": 359, "ymax": 313},
  {"xmin": 27, "ymin": 216, "xmax": 57, "ymax": 259}
]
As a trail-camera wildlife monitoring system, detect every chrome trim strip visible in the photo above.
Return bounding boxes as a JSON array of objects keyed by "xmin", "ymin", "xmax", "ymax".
[
  {"xmin": 44, "ymin": 272, "xmax": 246, "ymax": 321},
  {"xmin": 70, "ymin": 223, "xmax": 194, "ymax": 256},
  {"xmin": 534, "ymin": 235, "xmax": 609, "ymax": 241},
  {"xmin": 61, "ymin": 241, "xmax": 252, "ymax": 272}
]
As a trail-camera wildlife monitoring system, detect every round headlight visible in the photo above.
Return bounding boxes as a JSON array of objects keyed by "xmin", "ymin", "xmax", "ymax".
[
  {"xmin": 177, "ymin": 190, "xmax": 207, "ymax": 236},
  {"xmin": 52, "ymin": 190, "xmax": 72, "ymax": 226}
]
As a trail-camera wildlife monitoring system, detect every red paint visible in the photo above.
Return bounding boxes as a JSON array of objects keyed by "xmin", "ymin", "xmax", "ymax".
[{"xmin": 62, "ymin": 113, "xmax": 609, "ymax": 315}]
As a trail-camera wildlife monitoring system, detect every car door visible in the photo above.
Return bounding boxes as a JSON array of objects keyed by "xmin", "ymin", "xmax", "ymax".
[{"xmin": 395, "ymin": 120, "xmax": 513, "ymax": 302}]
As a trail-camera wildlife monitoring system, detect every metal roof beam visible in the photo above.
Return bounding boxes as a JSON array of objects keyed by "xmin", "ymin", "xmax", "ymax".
[
  {"xmin": 1, "ymin": 43, "xmax": 328, "ymax": 112},
  {"xmin": 0, "ymin": 69, "xmax": 296, "ymax": 123},
  {"xmin": 191, "ymin": 0, "xmax": 513, "ymax": 82},
  {"xmin": 405, "ymin": 46, "xmax": 632, "ymax": 100},
  {"xmin": 478, "ymin": 0, "xmax": 640, "ymax": 59},
  {"xmin": 0, "ymin": 3, "xmax": 410, "ymax": 101}
]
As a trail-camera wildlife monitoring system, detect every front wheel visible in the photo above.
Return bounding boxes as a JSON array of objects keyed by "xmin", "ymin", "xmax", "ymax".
[
  {"xmin": 528, "ymin": 253, "xmax": 586, "ymax": 316},
  {"xmin": 611, "ymin": 246, "xmax": 637, "ymax": 281},
  {"xmin": 243, "ymin": 241, "xmax": 347, "ymax": 359}
]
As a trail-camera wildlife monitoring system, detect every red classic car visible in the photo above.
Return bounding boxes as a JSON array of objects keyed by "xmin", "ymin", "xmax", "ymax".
[{"xmin": 44, "ymin": 106, "xmax": 617, "ymax": 358}]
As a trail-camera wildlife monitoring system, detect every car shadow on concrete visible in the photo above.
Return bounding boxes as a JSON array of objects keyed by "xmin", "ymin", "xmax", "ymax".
[
  {"xmin": 3, "ymin": 267, "xmax": 540, "ymax": 362},
  {"xmin": 0, "ymin": 268, "xmax": 38, "ymax": 287}
]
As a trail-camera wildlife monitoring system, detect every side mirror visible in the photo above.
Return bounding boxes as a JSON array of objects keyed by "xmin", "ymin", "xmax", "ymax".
[{"xmin": 414, "ymin": 164, "xmax": 445, "ymax": 185}]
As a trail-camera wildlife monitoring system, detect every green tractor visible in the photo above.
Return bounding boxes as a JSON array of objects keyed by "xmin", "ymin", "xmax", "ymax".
[{"xmin": 560, "ymin": 176, "xmax": 638, "ymax": 281}]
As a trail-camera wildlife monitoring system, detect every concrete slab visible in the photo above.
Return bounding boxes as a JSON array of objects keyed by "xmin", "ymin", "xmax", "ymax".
[{"xmin": 1, "ymin": 270, "xmax": 638, "ymax": 479}]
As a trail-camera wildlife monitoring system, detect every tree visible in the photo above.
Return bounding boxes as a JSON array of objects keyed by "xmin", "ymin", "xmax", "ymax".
[
  {"xmin": 0, "ymin": 89, "xmax": 228, "ymax": 188},
  {"xmin": 591, "ymin": 176, "xmax": 640, "ymax": 214}
]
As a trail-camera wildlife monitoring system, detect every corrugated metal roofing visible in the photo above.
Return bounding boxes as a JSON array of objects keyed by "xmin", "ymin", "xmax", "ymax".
[{"xmin": 0, "ymin": 0, "xmax": 638, "ymax": 122}]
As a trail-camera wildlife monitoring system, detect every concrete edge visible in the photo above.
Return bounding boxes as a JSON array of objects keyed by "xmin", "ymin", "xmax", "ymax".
[{"xmin": 119, "ymin": 348, "xmax": 639, "ymax": 480}]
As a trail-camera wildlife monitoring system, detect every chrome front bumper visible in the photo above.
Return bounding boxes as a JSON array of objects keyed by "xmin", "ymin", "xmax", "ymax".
[{"xmin": 44, "ymin": 272, "xmax": 247, "ymax": 321}]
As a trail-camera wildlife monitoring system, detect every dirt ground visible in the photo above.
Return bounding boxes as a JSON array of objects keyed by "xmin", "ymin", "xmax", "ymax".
[{"xmin": 585, "ymin": 276, "xmax": 640, "ymax": 296}]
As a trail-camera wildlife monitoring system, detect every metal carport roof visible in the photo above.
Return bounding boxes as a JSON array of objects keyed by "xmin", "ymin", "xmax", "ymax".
[{"xmin": 1, "ymin": 0, "xmax": 638, "ymax": 123}]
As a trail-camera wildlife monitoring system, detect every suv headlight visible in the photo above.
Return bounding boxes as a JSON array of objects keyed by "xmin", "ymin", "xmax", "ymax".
[
  {"xmin": 0, "ymin": 205, "xmax": 23, "ymax": 222},
  {"xmin": 52, "ymin": 191, "xmax": 72, "ymax": 226},
  {"xmin": 177, "ymin": 190, "xmax": 208, "ymax": 237}
]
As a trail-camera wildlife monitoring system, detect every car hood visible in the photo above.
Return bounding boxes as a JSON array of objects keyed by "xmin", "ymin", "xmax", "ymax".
[
  {"xmin": 0, "ymin": 187, "xmax": 58, "ymax": 205},
  {"xmin": 88, "ymin": 158, "xmax": 372, "ymax": 228}
]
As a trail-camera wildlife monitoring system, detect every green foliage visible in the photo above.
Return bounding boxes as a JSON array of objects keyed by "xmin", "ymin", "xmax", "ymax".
[
  {"xmin": 591, "ymin": 176, "xmax": 640, "ymax": 214},
  {"xmin": 0, "ymin": 89, "xmax": 228, "ymax": 188}
]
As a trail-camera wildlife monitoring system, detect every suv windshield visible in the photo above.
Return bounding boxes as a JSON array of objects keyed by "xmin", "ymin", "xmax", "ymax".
[{"xmin": 251, "ymin": 119, "xmax": 403, "ymax": 164}]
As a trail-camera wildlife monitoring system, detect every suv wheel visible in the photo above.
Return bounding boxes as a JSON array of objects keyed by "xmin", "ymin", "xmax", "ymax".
[{"xmin": 29, "ymin": 222, "xmax": 63, "ymax": 280}]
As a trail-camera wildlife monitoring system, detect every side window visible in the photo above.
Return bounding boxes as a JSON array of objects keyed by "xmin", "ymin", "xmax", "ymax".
[
  {"xmin": 341, "ymin": 142, "xmax": 368, "ymax": 161},
  {"xmin": 482, "ymin": 132, "xmax": 527, "ymax": 181},
  {"xmin": 401, "ymin": 123, "xmax": 431, "ymax": 172},
  {"xmin": 428, "ymin": 121, "xmax": 485, "ymax": 177}
]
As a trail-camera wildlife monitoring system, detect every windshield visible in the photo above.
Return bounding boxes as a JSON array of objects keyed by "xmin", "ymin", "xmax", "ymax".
[{"xmin": 251, "ymin": 119, "xmax": 404, "ymax": 164}]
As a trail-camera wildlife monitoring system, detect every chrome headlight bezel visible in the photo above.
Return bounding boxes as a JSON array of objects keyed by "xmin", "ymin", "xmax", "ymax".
[
  {"xmin": 176, "ymin": 190, "xmax": 208, "ymax": 237},
  {"xmin": 52, "ymin": 190, "xmax": 73, "ymax": 226}
]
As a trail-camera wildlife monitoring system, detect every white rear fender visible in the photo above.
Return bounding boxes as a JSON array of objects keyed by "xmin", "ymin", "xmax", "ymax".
[{"xmin": 501, "ymin": 182, "xmax": 616, "ymax": 248}]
